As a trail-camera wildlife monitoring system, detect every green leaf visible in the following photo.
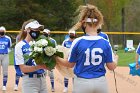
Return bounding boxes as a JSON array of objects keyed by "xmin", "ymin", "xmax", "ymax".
[
  {"xmin": 34, "ymin": 53, "xmax": 57, "ymax": 70},
  {"xmin": 42, "ymin": 55, "xmax": 51, "ymax": 64},
  {"xmin": 30, "ymin": 52, "xmax": 39, "ymax": 58},
  {"xmin": 55, "ymin": 51, "xmax": 64, "ymax": 58},
  {"xmin": 37, "ymin": 35, "xmax": 46, "ymax": 40},
  {"xmin": 34, "ymin": 55, "xmax": 43, "ymax": 64},
  {"xmin": 40, "ymin": 55, "xmax": 56, "ymax": 70},
  {"xmin": 44, "ymin": 56, "xmax": 56, "ymax": 70},
  {"xmin": 47, "ymin": 38, "xmax": 55, "ymax": 48},
  {"xmin": 23, "ymin": 54, "xmax": 30, "ymax": 64}
]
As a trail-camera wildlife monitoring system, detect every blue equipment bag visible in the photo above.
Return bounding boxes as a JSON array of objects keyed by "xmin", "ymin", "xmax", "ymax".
[{"xmin": 129, "ymin": 61, "xmax": 140, "ymax": 76}]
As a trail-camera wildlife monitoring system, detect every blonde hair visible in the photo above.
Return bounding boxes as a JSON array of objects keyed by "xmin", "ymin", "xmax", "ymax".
[
  {"xmin": 71, "ymin": 4, "xmax": 103, "ymax": 30},
  {"xmin": 19, "ymin": 19, "xmax": 36, "ymax": 41}
]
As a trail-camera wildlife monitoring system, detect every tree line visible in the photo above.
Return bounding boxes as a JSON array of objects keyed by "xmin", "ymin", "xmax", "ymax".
[{"xmin": 0, "ymin": 0, "xmax": 139, "ymax": 45}]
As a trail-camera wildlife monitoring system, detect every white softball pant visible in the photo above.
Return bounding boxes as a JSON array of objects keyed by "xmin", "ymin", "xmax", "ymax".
[
  {"xmin": 0, "ymin": 54, "xmax": 9, "ymax": 76},
  {"xmin": 73, "ymin": 76, "xmax": 108, "ymax": 93},
  {"xmin": 47, "ymin": 70, "xmax": 54, "ymax": 78},
  {"xmin": 22, "ymin": 75, "xmax": 48, "ymax": 93}
]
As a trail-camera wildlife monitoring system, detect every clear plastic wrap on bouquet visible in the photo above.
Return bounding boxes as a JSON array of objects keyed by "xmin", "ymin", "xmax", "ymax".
[{"xmin": 55, "ymin": 45, "xmax": 74, "ymax": 78}]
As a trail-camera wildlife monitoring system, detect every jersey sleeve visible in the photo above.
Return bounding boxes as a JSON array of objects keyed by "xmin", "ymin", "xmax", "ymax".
[
  {"xmin": 136, "ymin": 43, "xmax": 140, "ymax": 54},
  {"xmin": 6, "ymin": 35, "xmax": 12, "ymax": 48},
  {"xmin": 15, "ymin": 43, "xmax": 24, "ymax": 65},
  {"xmin": 68, "ymin": 39, "xmax": 80, "ymax": 63},
  {"xmin": 105, "ymin": 34, "xmax": 110, "ymax": 42},
  {"xmin": 105, "ymin": 42, "xmax": 114, "ymax": 63},
  {"xmin": 9, "ymin": 37, "xmax": 12, "ymax": 47}
]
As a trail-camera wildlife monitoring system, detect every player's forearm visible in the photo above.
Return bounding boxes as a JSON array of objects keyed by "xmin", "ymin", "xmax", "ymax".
[
  {"xmin": 106, "ymin": 63, "xmax": 117, "ymax": 70},
  {"xmin": 135, "ymin": 54, "xmax": 139, "ymax": 64},
  {"xmin": 135, "ymin": 53, "xmax": 140, "ymax": 69},
  {"xmin": 106, "ymin": 55, "xmax": 118, "ymax": 70},
  {"xmin": 19, "ymin": 65, "xmax": 46, "ymax": 73},
  {"xmin": 70, "ymin": 21, "xmax": 82, "ymax": 31}
]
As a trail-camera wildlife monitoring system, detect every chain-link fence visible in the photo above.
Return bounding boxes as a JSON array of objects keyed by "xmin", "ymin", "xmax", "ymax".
[{"xmin": 6, "ymin": 31, "xmax": 140, "ymax": 49}]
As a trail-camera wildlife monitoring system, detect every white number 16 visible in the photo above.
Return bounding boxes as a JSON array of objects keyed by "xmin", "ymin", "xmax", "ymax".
[{"xmin": 84, "ymin": 48, "xmax": 103, "ymax": 66}]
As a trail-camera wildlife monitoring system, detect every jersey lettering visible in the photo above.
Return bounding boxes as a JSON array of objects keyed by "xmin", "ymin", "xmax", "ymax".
[
  {"xmin": 84, "ymin": 48, "xmax": 103, "ymax": 66},
  {"xmin": 0, "ymin": 45, "xmax": 5, "ymax": 49}
]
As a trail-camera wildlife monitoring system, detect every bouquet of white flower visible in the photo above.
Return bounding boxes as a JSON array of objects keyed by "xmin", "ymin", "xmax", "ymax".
[{"xmin": 24, "ymin": 36, "xmax": 63, "ymax": 70}]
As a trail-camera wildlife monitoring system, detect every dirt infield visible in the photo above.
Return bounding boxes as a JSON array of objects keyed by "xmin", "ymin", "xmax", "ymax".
[{"xmin": 0, "ymin": 66, "xmax": 140, "ymax": 93}]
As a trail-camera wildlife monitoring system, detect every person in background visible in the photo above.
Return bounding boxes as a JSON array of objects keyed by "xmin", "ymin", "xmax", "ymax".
[
  {"xmin": 97, "ymin": 25, "xmax": 109, "ymax": 41},
  {"xmin": 42, "ymin": 29, "xmax": 57, "ymax": 92},
  {"xmin": 135, "ymin": 43, "xmax": 140, "ymax": 70},
  {"xmin": 64, "ymin": 34, "xmax": 69, "ymax": 40},
  {"xmin": 55, "ymin": 4, "xmax": 118, "ymax": 93},
  {"xmin": 62, "ymin": 30, "xmax": 76, "ymax": 93},
  {"xmin": 14, "ymin": 19, "xmax": 48, "ymax": 93},
  {"xmin": 0, "ymin": 26, "xmax": 12, "ymax": 91},
  {"xmin": 43, "ymin": 29, "xmax": 57, "ymax": 46},
  {"xmin": 14, "ymin": 33, "xmax": 21, "ymax": 91}
]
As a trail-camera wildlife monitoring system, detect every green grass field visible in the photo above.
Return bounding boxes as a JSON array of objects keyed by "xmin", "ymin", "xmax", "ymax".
[
  {"xmin": 117, "ymin": 50, "xmax": 135, "ymax": 66},
  {"xmin": 9, "ymin": 50, "xmax": 14, "ymax": 65},
  {"xmin": 9, "ymin": 49, "xmax": 136, "ymax": 66}
]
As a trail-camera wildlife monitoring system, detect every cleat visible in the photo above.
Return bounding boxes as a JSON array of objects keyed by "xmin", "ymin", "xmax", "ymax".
[
  {"xmin": 14, "ymin": 85, "xmax": 18, "ymax": 91},
  {"xmin": 2, "ymin": 86, "xmax": 6, "ymax": 91},
  {"xmin": 51, "ymin": 88, "xmax": 55, "ymax": 92},
  {"xmin": 63, "ymin": 87, "xmax": 68, "ymax": 93}
]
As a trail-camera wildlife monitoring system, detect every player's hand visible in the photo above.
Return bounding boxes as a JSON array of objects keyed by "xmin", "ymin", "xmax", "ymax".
[
  {"xmin": 136, "ymin": 64, "xmax": 140, "ymax": 70},
  {"xmin": 37, "ymin": 64, "xmax": 47, "ymax": 69}
]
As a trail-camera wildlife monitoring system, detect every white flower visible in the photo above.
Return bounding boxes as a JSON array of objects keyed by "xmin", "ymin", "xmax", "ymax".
[
  {"xmin": 29, "ymin": 41, "xmax": 36, "ymax": 46},
  {"xmin": 36, "ymin": 39, "xmax": 48, "ymax": 47},
  {"xmin": 41, "ymin": 39, "xmax": 48, "ymax": 46},
  {"xmin": 34, "ymin": 46, "xmax": 42, "ymax": 53},
  {"xmin": 44, "ymin": 46, "xmax": 56, "ymax": 56},
  {"xmin": 56, "ymin": 45, "xmax": 64, "ymax": 51}
]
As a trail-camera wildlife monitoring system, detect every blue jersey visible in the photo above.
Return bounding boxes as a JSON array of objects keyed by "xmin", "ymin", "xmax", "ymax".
[
  {"xmin": 14, "ymin": 40, "xmax": 44, "ymax": 76},
  {"xmin": 98, "ymin": 32, "xmax": 109, "ymax": 41},
  {"xmin": 49, "ymin": 37, "xmax": 57, "ymax": 47},
  {"xmin": 62, "ymin": 39, "xmax": 73, "ymax": 48},
  {"xmin": 136, "ymin": 43, "xmax": 140, "ymax": 54},
  {"xmin": 68, "ymin": 36, "xmax": 114, "ymax": 79},
  {"xmin": 64, "ymin": 34, "xmax": 69, "ymax": 40},
  {"xmin": 0, "ymin": 35, "xmax": 12, "ymax": 54}
]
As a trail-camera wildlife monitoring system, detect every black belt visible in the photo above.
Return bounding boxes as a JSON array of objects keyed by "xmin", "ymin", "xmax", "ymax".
[
  {"xmin": 0, "ymin": 53, "xmax": 8, "ymax": 55},
  {"xmin": 28, "ymin": 73, "xmax": 46, "ymax": 78}
]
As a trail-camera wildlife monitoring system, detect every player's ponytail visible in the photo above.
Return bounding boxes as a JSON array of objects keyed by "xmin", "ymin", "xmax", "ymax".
[{"xmin": 70, "ymin": 4, "xmax": 103, "ymax": 32}]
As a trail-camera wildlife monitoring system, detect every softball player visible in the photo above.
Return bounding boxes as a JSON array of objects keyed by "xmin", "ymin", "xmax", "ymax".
[
  {"xmin": 14, "ymin": 33, "xmax": 21, "ymax": 91},
  {"xmin": 62, "ymin": 30, "xmax": 76, "ymax": 93},
  {"xmin": 43, "ymin": 29, "xmax": 57, "ymax": 92},
  {"xmin": 0, "ymin": 26, "xmax": 12, "ymax": 91},
  {"xmin": 135, "ymin": 43, "xmax": 140, "ymax": 69},
  {"xmin": 14, "ymin": 19, "xmax": 48, "ymax": 93},
  {"xmin": 55, "ymin": 4, "xmax": 118, "ymax": 93},
  {"xmin": 97, "ymin": 25, "xmax": 109, "ymax": 41}
]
